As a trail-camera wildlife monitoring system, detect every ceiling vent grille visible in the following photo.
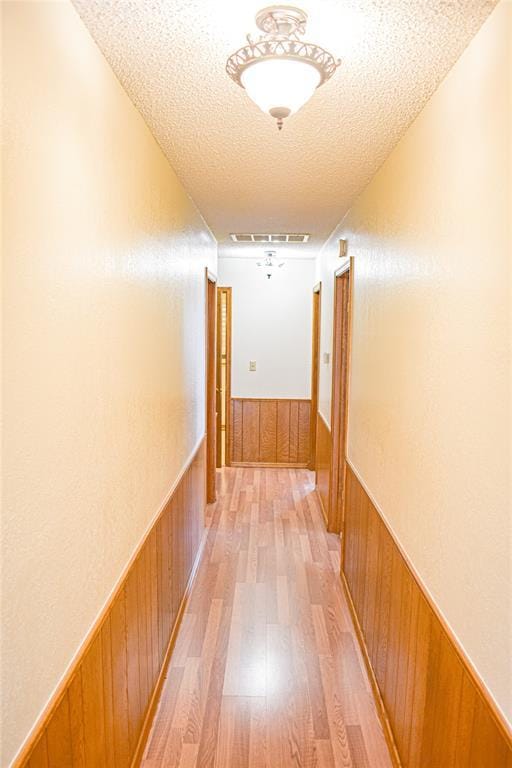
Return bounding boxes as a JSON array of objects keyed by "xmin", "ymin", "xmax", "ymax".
[{"xmin": 230, "ymin": 233, "xmax": 310, "ymax": 244}]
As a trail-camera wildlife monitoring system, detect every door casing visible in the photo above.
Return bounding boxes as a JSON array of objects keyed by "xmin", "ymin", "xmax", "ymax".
[
  {"xmin": 328, "ymin": 258, "xmax": 353, "ymax": 535},
  {"xmin": 205, "ymin": 268, "xmax": 217, "ymax": 503}
]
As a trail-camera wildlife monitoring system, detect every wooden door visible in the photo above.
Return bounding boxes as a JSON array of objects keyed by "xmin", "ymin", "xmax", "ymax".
[
  {"xmin": 309, "ymin": 283, "xmax": 321, "ymax": 470},
  {"xmin": 206, "ymin": 269, "xmax": 217, "ymax": 503},
  {"xmin": 328, "ymin": 260, "xmax": 353, "ymax": 533},
  {"xmin": 216, "ymin": 287, "xmax": 232, "ymax": 468}
]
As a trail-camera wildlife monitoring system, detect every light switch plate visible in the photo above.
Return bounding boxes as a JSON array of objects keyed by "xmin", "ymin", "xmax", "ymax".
[
  {"xmin": 323, "ymin": 352, "xmax": 330, "ymax": 364},
  {"xmin": 249, "ymin": 360, "xmax": 256, "ymax": 371}
]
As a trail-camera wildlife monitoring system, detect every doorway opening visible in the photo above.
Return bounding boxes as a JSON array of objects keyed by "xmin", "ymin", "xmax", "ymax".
[
  {"xmin": 216, "ymin": 287, "xmax": 232, "ymax": 468},
  {"xmin": 328, "ymin": 259, "xmax": 353, "ymax": 534}
]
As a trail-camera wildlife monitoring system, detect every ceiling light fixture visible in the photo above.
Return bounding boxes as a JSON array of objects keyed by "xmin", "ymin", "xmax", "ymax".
[
  {"xmin": 226, "ymin": 5, "xmax": 340, "ymax": 131},
  {"xmin": 257, "ymin": 250, "xmax": 285, "ymax": 279}
]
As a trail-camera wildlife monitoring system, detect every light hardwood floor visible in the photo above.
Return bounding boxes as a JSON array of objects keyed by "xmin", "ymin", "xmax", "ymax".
[{"xmin": 141, "ymin": 467, "xmax": 393, "ymax": 767}]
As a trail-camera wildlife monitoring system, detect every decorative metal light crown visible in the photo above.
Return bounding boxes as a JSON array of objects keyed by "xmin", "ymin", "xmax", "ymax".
[{"xmin": 226, "ymin": 5, "xmax": 340, "ymax": 130}]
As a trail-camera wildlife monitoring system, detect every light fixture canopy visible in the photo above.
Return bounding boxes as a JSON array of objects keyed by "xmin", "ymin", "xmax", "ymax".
[{"xmin": 226, "ymin": 5, "xmax": 340, "ymax": 130}]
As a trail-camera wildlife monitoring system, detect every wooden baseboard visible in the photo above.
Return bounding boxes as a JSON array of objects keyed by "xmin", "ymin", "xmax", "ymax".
[
  {"xmin": 231, "ymin": 461, "xmax": 309, "ymax": 468},
  {"xmin": 343, "ymin": 463, "xmax": 512, "ymax": 767},
  {"xmin": 13, "ymin": 439, "xmax": 207, "ymax": 768}
]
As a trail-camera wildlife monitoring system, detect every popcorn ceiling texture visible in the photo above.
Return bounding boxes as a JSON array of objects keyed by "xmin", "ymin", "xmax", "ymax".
[{"xmin": 73, "ymin": 0, "xmax": 495, "ymax": 255}]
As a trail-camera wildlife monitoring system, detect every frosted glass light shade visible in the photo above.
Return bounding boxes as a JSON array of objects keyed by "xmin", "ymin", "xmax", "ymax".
[{"xmin": 241, "ymin": 58, "xmax": 321, "ymax": 118}]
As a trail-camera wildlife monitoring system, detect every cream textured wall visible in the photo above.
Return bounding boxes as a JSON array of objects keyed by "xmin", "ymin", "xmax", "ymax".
[
  {"xmin": 217, "ymin": 257, "xmax": 315, "ymax": 399},
  {"xmin": 318, "ymin": 0, "xmax": 511, "ymax": 723},
  {"xmin": 1, "ymin": 2, "xmax": 216, "ymax": 764}
]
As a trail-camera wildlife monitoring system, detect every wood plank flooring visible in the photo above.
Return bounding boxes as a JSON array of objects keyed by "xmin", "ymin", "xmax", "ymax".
[{"xmin": 141, "ymin": 467, "xmax": 392, "ymax": 767}]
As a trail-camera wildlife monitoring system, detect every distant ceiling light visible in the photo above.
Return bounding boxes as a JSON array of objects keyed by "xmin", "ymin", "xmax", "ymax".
[
  {"xmin": 257, "ymin": 250, "xmax": 285, "ymax": 279},
  {"xmin": 226, "ymin": 6, "xmax": 340, "ymax": 131}
]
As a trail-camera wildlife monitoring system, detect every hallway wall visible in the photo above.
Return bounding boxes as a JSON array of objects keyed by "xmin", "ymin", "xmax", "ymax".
[
  {"xmin": 217, "ymin": 257, "xmax": 315, "ymax": 399},
  {"xmin": 317, "ymin": 0, "xmax": 511, "ymax": 725},
  {"xmin": 2, "ymin": 2, "xmax": 216, "ymax": 764}
]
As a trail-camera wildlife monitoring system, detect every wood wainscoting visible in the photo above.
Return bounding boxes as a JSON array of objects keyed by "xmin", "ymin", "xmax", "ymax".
[
  {"xmin": 15, "ymin": 440, "xmax": 206, "ymax": 768},
  {"xmin": 315, "ymin": 411, "xmax": 331, "ymax": 525},
  {"xmin": 342, "ymin": 463, "xmax": 512, "ymax": 768},
  {"xmin": 230, "ymin": 397, "xmax": 310, "ymax": 466}
]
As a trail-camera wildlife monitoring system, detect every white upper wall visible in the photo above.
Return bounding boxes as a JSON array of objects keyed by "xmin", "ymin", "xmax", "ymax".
[{"xmin": 218, "ymin": 257, "xmax": 315, "ymax": 399}]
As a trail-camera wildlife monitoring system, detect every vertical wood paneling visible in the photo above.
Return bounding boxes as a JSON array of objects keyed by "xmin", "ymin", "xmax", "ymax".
[
  {"xmin": 68, "ymin": 672, "xmax": 86, "ymax": 768},
  {"xmin": 298, "ymin": 402, "xmax": 310, "ymax": 463},
  {"xmin": 110, "ymin": 589, "xmax": 131, "ymax": 768},
  {"xmin": 101, "ymin": 616, "xmax": 116, "ymax": 768},
  {"xmin": 241, "ymin": 401, "xmax": 260, "ymax": 462},
  {"xmin": 289, "ymin": 401, "xmax": 299, "ymax": 463},
  {"xmin": 230, "ymin": 398, "xmax": 311, "ymax": 466},
  {"xmin": 82, "ymin": 633, "xmax": 106, "ymax": 766},
  {"xmin": 231, "ymin": 399, "xmax": 243, "ymax": 463},
  {"xmin": 342, "ymin": 464, "xmax": 512, "ymax": 767},
  {"xmin": 27, "ymin": 735, "xmax": 48, "ymax": 768},
  {"xmin": 126, "ymin": 567, "xmax": 142, "ymax": 753},
  {"xmin": 259, "ymin": 400, "xmax": 277, "ymax": 463},
  {"xmin": 45, "ymin": 694, "xmax": 72, "ymax": 767},
  {"xmin": 276, "ymin": 400, "xmax": 290, "ymax": 463},
  {"xmin": 18, "ymin": 441, "xmax": 206, "ymax": 768}
]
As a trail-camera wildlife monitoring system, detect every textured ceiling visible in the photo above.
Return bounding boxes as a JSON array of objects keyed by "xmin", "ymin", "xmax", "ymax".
[{"xmin": 73, "ymin": 0, "xmax": 495, "ymax": 257}]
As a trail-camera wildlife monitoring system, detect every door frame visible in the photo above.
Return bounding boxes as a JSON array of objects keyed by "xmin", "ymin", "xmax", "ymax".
[
  {"xmin": 328, "ymin": 257, "xmax": 353, "ymax": 534},
  {"xmin": 308, "ymin": 282, "xmax": 322, "ymax": 470},
  {"xmin": 205, "ymin": 268, "xmax": 217, "ymax": 504},
  {"xmin": 216, "ymin": 286, "xmax": 232, "ymax": 468}
]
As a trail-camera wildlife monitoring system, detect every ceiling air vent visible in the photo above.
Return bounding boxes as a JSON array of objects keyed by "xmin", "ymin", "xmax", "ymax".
[{"xmin": 230, "ymin": 233, "xmax": 310, "ymax": 244}]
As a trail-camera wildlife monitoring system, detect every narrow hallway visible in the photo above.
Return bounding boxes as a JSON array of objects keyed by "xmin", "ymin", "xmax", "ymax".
[
  {"xmin": 141, "ymin": 468, "xmax": 392, "ymax": 767},
  {"xmin": 4, "ymin": 2, "xmax": 512, "ymax": 766}
]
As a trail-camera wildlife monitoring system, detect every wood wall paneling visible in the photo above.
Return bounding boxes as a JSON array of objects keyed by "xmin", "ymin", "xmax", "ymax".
[
  {"xmin": 230, "ymin": 398, "xmax": 311, "ymax": 466},
  {"xmin": 315, "ymin": 412, "xmax": 331, "ymax": 526},
  {"xmin": 342, "ymin": 463, "xmax": 512, "ymax": 768},
  {"xmin": 18, "ymin": 440, "xmax": 206, "ymax": 768}
]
